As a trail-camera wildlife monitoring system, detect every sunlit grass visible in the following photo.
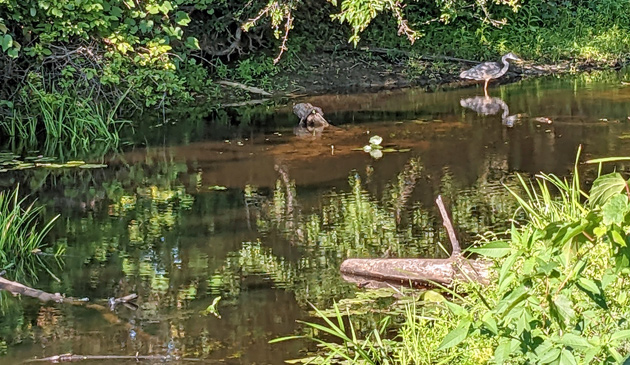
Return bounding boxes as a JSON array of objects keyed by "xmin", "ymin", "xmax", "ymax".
[{"xmin": 0, "ymin": 83, "xmax": 128, "ymax": 154}]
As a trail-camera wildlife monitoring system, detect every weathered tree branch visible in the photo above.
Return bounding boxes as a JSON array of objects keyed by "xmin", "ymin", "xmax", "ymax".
[
  {"xmin": 217, "ymin": 80, "xmax": 272, "ymax": 96},
  {"xmin": 339, "ymin": 195, "xmax": 492, "ymax": 287}
]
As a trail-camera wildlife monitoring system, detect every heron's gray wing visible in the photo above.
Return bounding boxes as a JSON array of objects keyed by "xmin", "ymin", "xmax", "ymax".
[{"xmin": 460, "ymin": 62, "xmax": 502, "ymax": 80}]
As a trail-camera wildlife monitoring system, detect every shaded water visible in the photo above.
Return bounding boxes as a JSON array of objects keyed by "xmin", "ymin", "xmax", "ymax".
[{"xmin": 3, "ymin": 71, "xmax": 630, "ymax": 364}]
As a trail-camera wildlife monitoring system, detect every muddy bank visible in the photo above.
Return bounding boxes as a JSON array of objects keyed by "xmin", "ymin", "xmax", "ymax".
[{"xmin": 271, "ymin": 49, "xmax": 626, "ymax": 96}]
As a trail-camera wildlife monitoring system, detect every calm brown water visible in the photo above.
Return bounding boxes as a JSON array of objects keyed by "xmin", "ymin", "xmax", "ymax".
[{"xmin": 3, "ymin": 70, "xmax": 630, "ymax": 364}]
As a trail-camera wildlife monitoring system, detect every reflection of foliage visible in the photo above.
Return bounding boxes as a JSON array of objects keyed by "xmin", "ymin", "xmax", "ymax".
[{"xmin": 0, "ymin": 293, "xmax": 30, "ymax": 354}]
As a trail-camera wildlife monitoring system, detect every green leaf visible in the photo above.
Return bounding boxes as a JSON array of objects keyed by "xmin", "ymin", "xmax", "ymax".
[
  {"xmin": 550, "ymin": 294, "xmax": 575, "ymax": 326},
  {"xmin": 601, "ymin": 194, "xmax": 630, "ymax": 226},
  {"xmin": 559, "ymin": 349, "xmax": 578, "ymax": 365},
  {"xmin": 576, "ymin": 277, "xmax": 600, "ymax": 295},
  {"xmin": 481, "ymin": 312, "xmax": 498, "ymax": 335},
  {"xmin": 610, "ymin": 229, "xmax": 627, "ymax": 247},
  {"xmin": 175, "ymin": 11, "xmax": 191, "ymax": 26},
  {"xmin": 1, "ymin": 34, "xmax": 12, "ymax": 52},
  {"xmin": 208, "ymin": 185, "xmax": 227, "ymax": 191},
  {"xmin": 499, "ymin": 251, "xmax": 521, "ymax": 288},
  {"xmin": 496, "ymin": 285, "xmax": 529, "ymax": 317},
  {"xmin": 558, "ymin": 333, "xmax": 590, "ymax": 349},
  {"xmin": 538, "ymin": 347, "xmax": 561, "ymax": 363},
  {"xmin": 493, "ymin": 339, "xmax": 517, "ymax": 364},
  {"xmin": 610, "ymin": 329, "xmax": 630, "ymax": 342},
  {"xmin": 422, "ymin": 290, "xmax": 446, "ymax": 303},
  {"xmin": 437, "ymin": 319, "xmax": 470, "ymax": 350},
  {"xmin": 146, "ymin": 4, "xmax": 160, "ymax": 14},
  {"xmin": 111, "ymin": 6, "xmax": 123, "ymax": 18},
  {"xmin": 467, "ymin": 241, "xmax": 511, "ymax": 258},
  {"xmin": 185, "ymin": 36, "xmax": 200, "ymax": 50},
  {"xmin": 589, "ymin": 173, "xmax": 627, "ymax": 208},
  {"xmin": 444, "ymin": 301, "xmax": 467, "ymax": 317}
]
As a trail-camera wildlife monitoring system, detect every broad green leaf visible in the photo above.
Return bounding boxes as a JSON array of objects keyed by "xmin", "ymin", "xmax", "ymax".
[
  {"xmin": 175, "ymin": 11, "xmax": 191, "ymax": 26},
  {"xmin": 558, "ymin": 333, "xmax": 590, "ymax": 349},
  {"xmin": 550, "ymin": 294, "xmax": 575, "ymax": 325},
  {"xmin": 496, "ymin": 285, "xmax": 529, "ymax": 317},
  {"xmin": 493, "ymin": 339, "xmax": 514, "ymax": 364},
  {"xmin": 481, "ymin": 312, "xmax": 498, "ymax": 335},
  {"xmin": 583, "ymin": 347, "xmax": 602, "ymax": 364},
  {"xmin": 602, "ymin": 194, "xmax": 630, "ymax": 226},
  {"xmin": 146, "ymin": 4, "xmax": 160, "ymax": 14},
  {"xmin": 610, "ymin": 229, "xmax": 627, "ymax": 247},
  {"xmin": 467, "ymin": 241, "xmax": 511, "ymax": 258},
  {"xmin": 610, "ymin": 329, "xmax": 630, "ymax": 342},
  {"xmin": 1, "ymin": 34, "xmax": 12, "ymax": 52},
  {"xmin": 437, "ymin": 319, "xmax": 470, "ymax": 350},
  {"xmin": 185, "ymin": 36, "xmax": 199, "ymax": 50},
  {"xmin": 498, "ymin": 272, "xmax": 515, "ymax": 294},
  {"xmin": 576, "ymin": 277, "xmax": 601, "ymax": 295},
  {"xmin": 423, "ymin": 290, "xmax": 446, "ymax": 303},
  {"xmin": 444, "ymin": 301, "xmax": 467, "ymax": 317},
  {"xmin": 538, "ymin": 347, "xmax": 561, "ymax": 364},
  {"xmin": 559, "ymin": 349, "xmax": 578, "ymax": 365},
  {"xmin": 499, "ymin": 251, "xmax": 520, "ymax": 288},
  {"xmin": 589, "ymin": 173, "xmax": 626, "ymax": 208}
]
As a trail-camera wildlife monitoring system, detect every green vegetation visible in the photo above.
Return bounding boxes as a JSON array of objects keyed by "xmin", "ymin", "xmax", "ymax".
[
  {"xmin": 0, "ymin": 187, "xmax": 60, "ymax": 282},
  {"xmin": 279, "ymin": 155, "xmax": 630, "ymax": 364},
  {"xmin": 1, "ymin": 0, "xmax": 629, "ymax": 154}
]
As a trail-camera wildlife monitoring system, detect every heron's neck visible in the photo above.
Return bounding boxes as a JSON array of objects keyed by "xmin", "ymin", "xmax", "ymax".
[{"xmin": 500, "ymin": 56, "xmax": 511, "ymax": 77}]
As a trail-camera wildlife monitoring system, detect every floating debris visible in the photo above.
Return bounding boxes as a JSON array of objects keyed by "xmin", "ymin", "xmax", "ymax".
[
  {"xmin": 0, "ymin": 155, "xmax": 108, "ymax": 172},
  {"xmin": 208, "ymin": 185, "xmax": 228, "ymax": 191}
]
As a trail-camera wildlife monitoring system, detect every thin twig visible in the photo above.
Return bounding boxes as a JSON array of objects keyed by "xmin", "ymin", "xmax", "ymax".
[{"xmin": 435, "ymin": 195, "xmax": 461, "ymax": 257}]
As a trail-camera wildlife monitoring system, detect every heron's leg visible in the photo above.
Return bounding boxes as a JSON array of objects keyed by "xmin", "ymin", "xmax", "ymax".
[{"xmin": 484, "ymin": 79, "xmax": 490, "ymax": 98}]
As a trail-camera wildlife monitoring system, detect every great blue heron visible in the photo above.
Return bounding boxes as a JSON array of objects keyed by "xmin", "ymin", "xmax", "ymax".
[{"xmin": 459, "ymin": 53, "xmax": 521, "ymax": 96}]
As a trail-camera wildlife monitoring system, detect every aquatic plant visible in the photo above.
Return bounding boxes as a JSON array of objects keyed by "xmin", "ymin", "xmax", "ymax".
[
  {"xmin": 0, "ymin": 82, "xmax": 128, "ymax": 153},
  {"xmin": 0, "ymin": 187, "xmax": 60, "ymax": 282}
]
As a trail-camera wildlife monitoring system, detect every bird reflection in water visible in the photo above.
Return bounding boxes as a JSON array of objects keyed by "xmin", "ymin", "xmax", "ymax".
[{"xmin": 460, "ymin": 96, "xmax": 519, "ymax": 127}]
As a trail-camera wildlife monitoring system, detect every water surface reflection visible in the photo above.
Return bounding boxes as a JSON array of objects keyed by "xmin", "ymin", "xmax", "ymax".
[{"xmin": 3, "ymin": 71, "xmax": 630, "ymax": 364}]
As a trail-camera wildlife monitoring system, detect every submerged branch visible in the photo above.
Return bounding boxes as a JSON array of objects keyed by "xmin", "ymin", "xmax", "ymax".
[{"xmin": 24, "ymin": 353, "xmax": 204, "ymax": 363}]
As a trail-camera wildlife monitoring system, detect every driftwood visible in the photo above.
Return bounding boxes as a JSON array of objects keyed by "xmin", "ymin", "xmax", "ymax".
[
  {"xmin": 292, "ymin": 103, "xmax": 329, "ymax": 130},
  {"xmin": 217, "ymin": 80, "xmax": 272, "ymax": 96},
  {"xmin": 340, "ymin": 195, "xmax": 491, "ymax": 287},
  {"xmin": 24, "ymin": 353, "xmax": 203, "ymax": 363},
  {"xmin": 0, "ymin": 276, "xmax": 70, "ymax": 303}
]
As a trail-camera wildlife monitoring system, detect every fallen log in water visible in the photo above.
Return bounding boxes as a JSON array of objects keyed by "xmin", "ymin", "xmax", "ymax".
[
  {"xmin": 0, "ymin": 276, "xmax": 68, "ymax": 303},
  {"xmin": 340, "ymin": 195, "xmax": 492, "ymax": 287},
  {"xmin": 340, "ymin": 256, "xmax": 491, "ymax": 287}
]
